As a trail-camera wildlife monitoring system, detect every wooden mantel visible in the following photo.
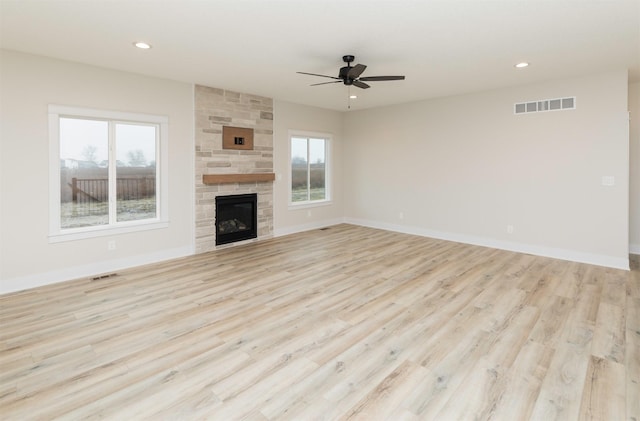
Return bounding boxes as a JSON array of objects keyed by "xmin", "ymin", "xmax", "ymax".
[{"xmin": 203, "ymin": 173, "xmax": 276, "ymax": 184}]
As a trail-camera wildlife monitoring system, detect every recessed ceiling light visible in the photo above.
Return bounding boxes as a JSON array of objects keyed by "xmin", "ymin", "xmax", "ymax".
[
  {"xmin": 514, "ymin": 62, "xmax": 529, "ymax": 68},
  {"xmin": 134, "ymin": 42, "xmax": 152, "ymax": 49},
  {"xmin": 349, "ymin": 95, "xmax": 357, "ymax": 99}
]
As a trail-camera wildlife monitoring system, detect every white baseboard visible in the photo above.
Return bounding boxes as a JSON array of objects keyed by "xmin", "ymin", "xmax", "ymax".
[
  {"xmin": 345, "ymin": 217, "xmax": 630, "ymax": 270},
  {"xmin": 1, "ymin": 245, "xmax": 194, "ymax": 295},
  {"xmin": 273, "ymin": 217, "xmax": 347, "ymax": 237},
  {"xmin": 631, "ymin": 243, "xmax": 640, "ymax": 255}
]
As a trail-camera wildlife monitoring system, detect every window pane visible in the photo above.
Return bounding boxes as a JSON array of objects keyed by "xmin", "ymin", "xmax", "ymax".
[
  {"xmin": 309, "ymin": 138, "xmax": 326, "ymax": 200},
  {"xmin": 115, "ymin": 123, "xmax": 157, "ymax": 222},
  {"xmin": 291, "ymin": 137, "xmax": 308, "ymax": 202},
  {"xmin": 59, "ymin": 118, "xmax": 109, "ymax": 228}
]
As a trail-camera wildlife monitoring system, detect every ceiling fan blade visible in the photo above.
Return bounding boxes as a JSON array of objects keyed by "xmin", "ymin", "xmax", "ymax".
[
  {"xmin": 310, "ymin": 80, "xmax": 343, "ymax": 86},
  {"xmin": 353, "ymin": 80, "xmax": 370, "ymax": 89},
  {"xmin": 297, "ymin": 71, "xmax": 341, "ymax": 80},
  {"xmin": 359, "ymin": 75, "xmax": 405, "ymax": 81},
  {"xmin": 348, "ymin": 64, "xmax": 367, "ymax": 79}
]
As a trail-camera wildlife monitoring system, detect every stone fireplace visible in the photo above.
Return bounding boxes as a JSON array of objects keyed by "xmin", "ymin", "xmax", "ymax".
[{"xmin": 194, "ymin": 85, "xmax": 274, "ymax": 253}]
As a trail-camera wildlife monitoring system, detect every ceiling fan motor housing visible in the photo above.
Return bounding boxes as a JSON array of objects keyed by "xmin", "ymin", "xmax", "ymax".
[
  {"xmin": 339, "ymin": 66, "xmax": 352, "ymax": 82},
  {"xmin": 339, "ymin": 55, "xmax": 356, "ymax": 82}
]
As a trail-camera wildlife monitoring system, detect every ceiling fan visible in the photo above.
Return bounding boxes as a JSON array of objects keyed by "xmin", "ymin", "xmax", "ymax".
[{"xmin": 297, "ymin": 55, "xmax": 405, "ymax": 89}]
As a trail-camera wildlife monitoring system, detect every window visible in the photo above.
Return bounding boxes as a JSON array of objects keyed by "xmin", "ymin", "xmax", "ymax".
[
  {"xmin": 290, "ymin": 132, "xmax": 330, "ymax": 205},
  {"xmin": 49, "ymin": 105, "xmax": 168, "ymax": 242}
]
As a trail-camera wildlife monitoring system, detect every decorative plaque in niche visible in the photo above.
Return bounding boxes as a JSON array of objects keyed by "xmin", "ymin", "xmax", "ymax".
[{"xmin": 223, "ymin": 126, "xmax": 254, "ymax": 150}]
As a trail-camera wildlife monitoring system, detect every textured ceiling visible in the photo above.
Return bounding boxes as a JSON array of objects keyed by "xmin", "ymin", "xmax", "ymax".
[{"xmin": 1, "ymin": 0, "xmax": 638, "ymax": 111}]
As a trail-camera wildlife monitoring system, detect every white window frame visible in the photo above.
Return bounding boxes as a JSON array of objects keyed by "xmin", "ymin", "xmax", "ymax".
[
  {"xmin": 48, "ymin": 105, "xmax": 169, "ymax": 243},
  {"xmin": 288, "ymin": 130, "xmax": 331, "ymax": 208}
]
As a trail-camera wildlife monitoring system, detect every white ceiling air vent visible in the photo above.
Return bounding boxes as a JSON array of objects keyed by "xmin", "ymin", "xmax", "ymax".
[{"xmin": 514, "ymin": 97, "xmax": 575, "ymax": 115}]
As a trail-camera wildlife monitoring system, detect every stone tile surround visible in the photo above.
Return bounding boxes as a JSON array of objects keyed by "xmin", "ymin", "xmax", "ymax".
[{"xmin": 194, "ymin": 85, "xmax": 274, "ymax": 253}]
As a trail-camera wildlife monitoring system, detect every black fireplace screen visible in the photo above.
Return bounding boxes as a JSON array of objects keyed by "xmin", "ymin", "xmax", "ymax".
[{"xmin": 215, "ymin": 193, "xmax": 257, "ymax": 245}]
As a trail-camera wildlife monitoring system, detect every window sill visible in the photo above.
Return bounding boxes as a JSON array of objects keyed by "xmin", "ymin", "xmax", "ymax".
[
  {"xmin": 288, "ymin": 200, "xmax": 333, "ymax": 211},
  {"xmin": 49, "ymin": 220, "xmax": 169, "ymax": 243}
]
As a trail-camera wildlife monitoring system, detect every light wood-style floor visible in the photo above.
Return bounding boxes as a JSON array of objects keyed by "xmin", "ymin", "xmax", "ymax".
[{"xmin": 1, "ymin": 224, "xmax": 638, "ymax": 420}]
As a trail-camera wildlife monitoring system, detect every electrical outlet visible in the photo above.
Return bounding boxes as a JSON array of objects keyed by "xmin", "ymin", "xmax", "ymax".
[
  {"xmin": 307, "ymin": 210, "xmax": 312, "ymax": 218},
  {"xmin": 601, "ymin": 176, "xmax": 615, "ymax": 186},
  {"xmin": 107, "ymin": 240, "xmax": 116, "ymax": 251},
  {"xmin": 399, "ymin": 212, "xmax": 404, "ymax": 220},
  {"xmin": 507, "ymin": 225, "xmax": 514, "ymax": 234}
]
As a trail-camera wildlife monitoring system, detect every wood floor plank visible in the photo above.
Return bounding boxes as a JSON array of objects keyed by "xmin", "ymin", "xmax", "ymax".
[
  {"xmin": 591, "ymin": 301, "xmax": 626, "ymax": 363},
  {"xmin": 338, "ymin": 360, "xmax": 429, "ymax": 421},
  {"xmin": 528, "ymin": 294, "xmax": 575, "ymax": 348},
  {"xmin": 529, "ymin": 341, "xmax": 592, "ymax": 420},
  {"xmin": 488, "ymin": 339, "xmax": 555, "ymax": 420},
  {"xmin": 626, "ymin": 297, "xmax": 640, "ymax": 421},
  {"xmin": 578, "ymin": 355, "xmax": 626, "ymax": 420},
  {"xmin": 0, "ymin": 224, "xmax": 636, "ymax": 420},
  {"xmin": 410, "ymin": 330, "xmax": 494, "ymax": 419}
]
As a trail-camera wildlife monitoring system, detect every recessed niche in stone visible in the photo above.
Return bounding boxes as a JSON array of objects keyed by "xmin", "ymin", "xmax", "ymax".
[{"xmin": 223, "ymin": 126, "xmax": 254, "ymax": 150}]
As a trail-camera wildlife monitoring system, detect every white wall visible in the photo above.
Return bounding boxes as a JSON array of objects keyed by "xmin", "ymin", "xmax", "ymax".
[
  {"xmin": 344, "ymin": 71, "xmax": 629, "ymax": 269},
  {"xmin": 0, "ymin": 50, "xmax": 195, "ymax": 293},
  {"xmin": 630, "ymin": 82, "xmax": 640, "ymax": 254},
  {"xmin": 0, "ymin": 50, "xmax": 632, "ymax": 296},
  {"xmin": 273, "ymin": 100, "xmax": 344, "ymax": 235}
]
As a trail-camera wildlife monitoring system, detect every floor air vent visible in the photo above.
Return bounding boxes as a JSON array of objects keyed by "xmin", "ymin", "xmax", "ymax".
[
  {"xmin": 514, "ymin": 97, "xmax": 575, "ymax": 115},
  {"xmin": 91, "ymin": 273, "xmax": 117, "ymax": 281}
]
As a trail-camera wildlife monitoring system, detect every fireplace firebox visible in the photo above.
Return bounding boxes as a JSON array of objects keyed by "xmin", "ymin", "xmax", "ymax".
[{"xmin": 215, "ymin": 193, "xmax": 257, "ymax": 245}]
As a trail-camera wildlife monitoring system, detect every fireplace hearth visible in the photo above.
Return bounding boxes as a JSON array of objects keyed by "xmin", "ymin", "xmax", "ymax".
[{"xmin": 215, "ymin": 193, "xmax": 257, "ymax": 245}]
